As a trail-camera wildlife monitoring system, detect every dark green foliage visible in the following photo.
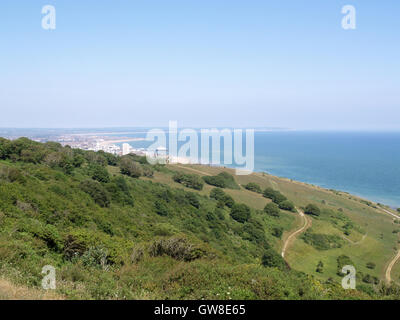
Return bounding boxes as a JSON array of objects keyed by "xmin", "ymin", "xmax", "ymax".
[
  {"xmin": 90, "ymin": 164, "xmax": 110, "ymax": 183},
  {"xmin": 263, "ymin": 187, "xmax": 287, "ymax": 204},
  {"xmin": 149, "ymin": 237, "xmax": 206, "ymax": 262},
  {"xmin": 316, "ymin": 261, "xmax": 324, "ymax": 273},
  {"xmin": 203, "ymin": 175, "xmax": 226, "ymax": 188},
  {"xmin": 242, "ymin": 218, "xmax": 268, "ymax": 247},
  {"xmin": 119, "ymin": 157, "xmax": 142, "ymax": 178},
  {"xmin": 210, "ymin": 188, "xmax": 235, "ymax": 208},
  {"xmin": 230, "ymin": 203, "xmax": 251, "ymax": 223},
  {"xmin": 272, "ymin": 227, "xmax": 283, "ymax": 239},
  {"xmin": 80, "ymin": 180, "xmax": 110, "ymax": 207},
  {"xmin": 278, "ymin": 200, "xmax": 295, "ymax": 212},
  {"xmin": 203, "ymin": 172, "xmax": 239, "ymax": 189},
  {"xmin": 362, "ymin": 274, "xmax": 379, "ymax": 285},
  {"xmin": 264, "ymin": 202, "xmax": 281, "ymax": 217},
  {"xmin": 154, "ymin": 200, "xmax": 170, "ymax": 216},
  {"xmin": 305, "ymin": 203, "xmax": 321, "ymax": 216},
  {"xmin": 173, "ymin": 172, "xmax": 204, "ymax": 190},
  {"xmin": 261, "ymin": 248, "xmax": 287, "ymax": 270},
  {"xmin": 337, "ymin": 255, "xmax": 354, "ymax": 276},
  {"xmin": 244, "ymin": 182, "xmax": 262, "ymax": 193},
  {"xmin": 185, "ymin": 192, "xmax": 200, "ymax": 209},
  {"xmin": 366, "ymin": 262, "xmax": 376, "ymax": 269},
  {"xmin": 302, "ymin": 230, "xmax": 344, "ymax": 250}
]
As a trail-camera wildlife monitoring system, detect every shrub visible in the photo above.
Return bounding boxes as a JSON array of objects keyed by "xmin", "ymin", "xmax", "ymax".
[
  {"xmin": 230, "ymin": 203, "xmax": 251, "ymax": 223},
  {"xmin": 173, "ymin": 172, "xmax": 204, "ymax": 190},
  {"xmin": 203, "ymin": 175, "xmax": 226, "ymax": 188},
  {"xmin": 119, "ymin": 157, "xmax": 142, "ymax": 178},
  {"xmin": 261, "ymin": 248, "xmax": 287, "ymax": 270},
  {"xmin": 149, "ymin": 237, "xmax": 205, "ymax": 261},
  {"xmin": 366, "ymin": 262, "xmax": 376, "ymax": 269},
  {"xmin": 272, "ymin": 227, "xmax": 283, "ymax": 239},
  {"xmin": 316, "ymin": 261, "xmax": 324, "ymax": 273},
  {"xmin": 210, "ymin": 188, "xmax": 235, "ymax": 208},
  {"xmin": 278, "ymin": 200, "xmax": 295, "ymax": 212},
  {"xmin": 185, "ymin": 192, "xmax": 200, "ymax": 208},
  {"xmin": 81, "ymin": 246, "xmax": 109, "ymax": 270},
  {"xmin": 90, "ymin": 164, "xmax": 110, "ymax": 183},
  {"xmin": 263, "ymin": 187, "xmax": 287, "ymax": 204},
  {"xmin": 336, "ymin": 255, "xmax": 354, "ymax": 276},
  {"xmin": 244, "ymin": 182, "xmax": 262, "ymax": 193},
  {"xmin": 302, "ymin": 231, "xmax": 344, "ymax": 250},
  {"xmin": 80, "ymin": 179, "xmax": 110, "ymax": 207},
  {"xmin": 304, "ymin": 204, "xmax": 321, "ymax": 216},
  {"xmin": 203, "ymin": 172, "xmax": 239, "ymax": 189},
  {"xmin": 264, "ymin": 202, "xmax": 280, "ymax": 217},
  {"xmin": 154, "ymin": 200, "xmax": 170, "ymax": 216}
]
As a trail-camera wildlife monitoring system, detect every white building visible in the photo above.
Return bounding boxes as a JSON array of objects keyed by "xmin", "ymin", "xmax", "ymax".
[{"xmin": 122, "ymin": 143, "xmax": 131, "ymax": 155}]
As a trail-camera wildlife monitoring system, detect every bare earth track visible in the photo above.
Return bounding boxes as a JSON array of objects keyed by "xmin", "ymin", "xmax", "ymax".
[{"xmin": 281, "ymin": 209, "xmax": 311, "ymax": 259}]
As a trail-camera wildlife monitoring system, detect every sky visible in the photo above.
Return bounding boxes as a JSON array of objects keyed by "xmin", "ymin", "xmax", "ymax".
[{"xmin": 0, "ymin": 0, "xmax": 399, "ymax": 130}]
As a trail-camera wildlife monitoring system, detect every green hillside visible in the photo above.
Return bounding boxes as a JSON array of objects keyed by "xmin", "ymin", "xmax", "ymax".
[{"xmin": 0, "ymin": 137, "xmax": 400, "ymax": 299}]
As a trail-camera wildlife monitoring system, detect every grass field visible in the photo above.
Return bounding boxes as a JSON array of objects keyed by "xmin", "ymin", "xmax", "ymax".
[{"xmin": 146, "ymin": 163, "xmax": 400, "ymax": 285}]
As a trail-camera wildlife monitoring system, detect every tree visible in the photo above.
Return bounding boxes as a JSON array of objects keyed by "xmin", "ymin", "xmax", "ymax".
[
  {"xmin": 278, "ymin": 200, "xmax": 295, "ymax": 212},
  {"xmin": 261, "ymin": 248, "xmax": 286, "ymax": 270},
  {"xmin": 272, "ymin": 227, "xmax": 283, "ymax": 239},
  {"xmin": 230, "ymin": 203, "xmax": 251, "ymax": 223},
  {"xmin": 80, "ymin": 180, "xmax": 110, "ymax": 207},
  {"xmin": 119, "ymin": 157, "xmax": 142, "ymax": 178},
  {"xmin": 90, "ymin": 164, "xmax": 110, "ymax": 183},
  {"xmin": 304, "ymin": 203, "xmax": 321, "ymax": 216},
  {"xmin": 244, "ymin": 182, "xmax": 262, "ymax": 193},
  {"xmin": 262, "ymin": 187, "xmax": 287, "ymax": 204},
  {"xmin": 316, "ymin": 261, "xmax": 324, "ymax": 273},
  {"xmin": 264, "ymin": 202, "xmax": 280, "ymax": 217}
]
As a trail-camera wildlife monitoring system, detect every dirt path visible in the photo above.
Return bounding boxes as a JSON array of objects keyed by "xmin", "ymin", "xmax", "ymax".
[
  {"xmin": 281, "ymin": 209, "xmax": 311, "ymax": 258},
  {"xmin": 174, "ymin": 165, "xmax": 212, "ymax": 176},
  {"xmin": 381, "ymin": 209, "xmax": 400, "ymax": 283}
]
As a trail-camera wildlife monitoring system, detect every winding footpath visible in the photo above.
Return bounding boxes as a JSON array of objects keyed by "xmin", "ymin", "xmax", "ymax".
[
  {"xmin": 281, "ymin": 209, "xmax": 311, "ymax": 258},
  {"xmin": 382, "ymin": 208, "xmax": 400, "ymax": 283}
]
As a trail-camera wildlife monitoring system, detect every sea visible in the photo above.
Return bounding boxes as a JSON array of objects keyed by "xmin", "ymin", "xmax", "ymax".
[{"xmin": 112, "ymin": 130, "xmax": 400, "ymax": 208}]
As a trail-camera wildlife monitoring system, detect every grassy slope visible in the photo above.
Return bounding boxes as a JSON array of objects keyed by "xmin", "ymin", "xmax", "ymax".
[
  {"xmin": 1, "ymin": 150, "xmax": 398, "ymax": 299},
  {"xmin": 153, "ymin": 164, "xmax": 400, "ymax": 284}
]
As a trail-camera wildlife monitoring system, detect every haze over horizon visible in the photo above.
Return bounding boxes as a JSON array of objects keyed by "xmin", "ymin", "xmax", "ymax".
[{"xmin": 1, "ymin": 0, "xmax": 399, "ymax": 130}]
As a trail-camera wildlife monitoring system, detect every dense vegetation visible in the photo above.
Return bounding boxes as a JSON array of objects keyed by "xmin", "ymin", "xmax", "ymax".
[{"xmin": 0, "ymin": 138, "xmax": 399, "ymax": 300}]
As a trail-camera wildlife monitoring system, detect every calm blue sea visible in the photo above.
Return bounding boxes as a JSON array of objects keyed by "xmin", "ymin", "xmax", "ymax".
[{"xmin": 115, "ymin": 131, "xmax": 400, "ymax": 208}]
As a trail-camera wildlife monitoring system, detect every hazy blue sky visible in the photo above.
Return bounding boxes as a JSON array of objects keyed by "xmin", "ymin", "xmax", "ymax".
[{"xmin": 0, "ymin": 0, "xmax": 399, "ymax": 129}]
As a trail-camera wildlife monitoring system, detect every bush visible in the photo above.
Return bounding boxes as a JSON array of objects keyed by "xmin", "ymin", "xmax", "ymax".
[
  {"xmin": 316, "ymin": 261, "xmax": 324, "ymax": 273},
  {"xmin": 304, "ymin": 204, "xmax": 321, "ymax": 216},
  {"xmin": 278, "ymin": 200, "xmax": 295, "ymax": 212},
  {"xmin": 263, "ymin": 187, "xmax": 287, "ymax": 204},
  {"xmin": 210, "ymin": 188, "xmax": 235, "ymax": 208},
  {"xmin": 154, "ymin": 200, "xmax": 170, "ymax": 216},
  {"xmin": 173, "ymin": 172, "xmax": 204, "ymax": 190},
  {"xmin": 366, "ymin": 262, "xmax": 376, "ymax": 269},
  {"xmin": 261, "ymin": 248, "xmax": 287, "ymax": 270},
  {"xmin": 336, "ymin": 255, "xmax": 354, "ymax": 276},
  {"xmin": 264, "ymin": 202, "xmax": 280, "ymax": 217},
  {"xmin": 302, "ymin": 231, "xmax": 344, "ymax": 250},
  {"xmin": 119, "ymin": 157, "xmax": 142, "ymax": 178},
  {"xmin": 80, "ymin": 180, "xmax": 110, "ymax": 207},
  {"xmin": 203, "ymin": 172, "xmax": 239, "ymax": 189},
  {"xmin": 203, "ymin": 175, "xmax": 226, "ymax": 188},
  {"xmin": 230, "ymin": 203, "xmax": 251, "ymax": 223},
  {"xmin": 185, "ymin": 192, "xmax": 200, "ymax": 209},
  {"xmin": 272, "ymin": 227, "xmax": 283, "ymax": 239},
  {"xmin": 90, "ymin": 164, "xmax": 110, "ymax": 183},
  {"xmin": 244, "ymin": 182, "xmax": 262, "ymax": 193},
  {"xmin": 149, "ymin": 237, "xmax": 205, "ymax": 261}
]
